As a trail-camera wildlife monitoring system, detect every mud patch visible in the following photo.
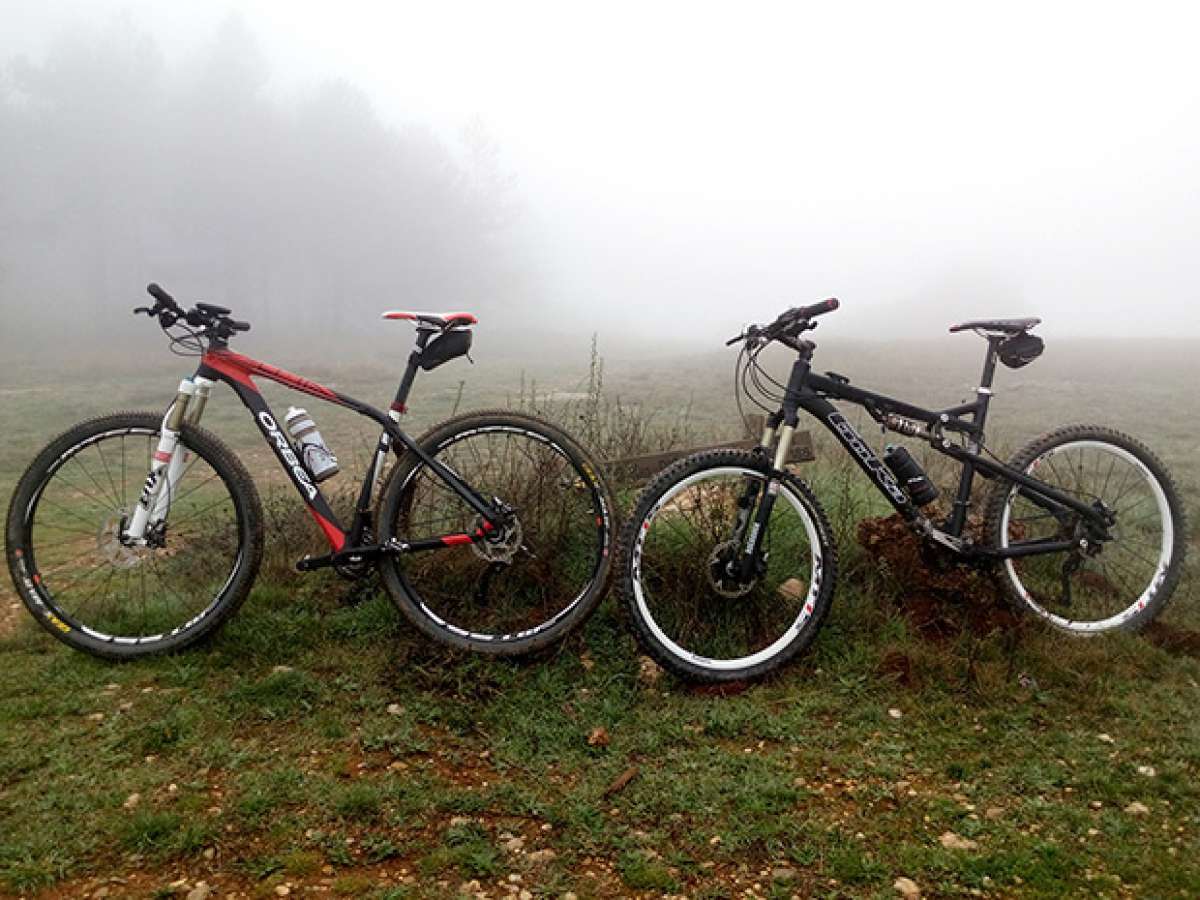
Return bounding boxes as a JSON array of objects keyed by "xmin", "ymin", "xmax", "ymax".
[
  {"xmin": 1144, "ymin": 620, "xmax": 1200, "ymax": 659},
  {"xmin": 856, "ymin": 513, "xmax": 1020, "ymax": 639}
]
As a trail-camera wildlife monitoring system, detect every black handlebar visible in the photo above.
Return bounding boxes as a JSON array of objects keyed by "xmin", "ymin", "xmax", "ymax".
[
  {"xmin": 146, "ymin": 283, "xmax": 175, "ymax": 307},
  {"xmin": 727, "ymin": 297, "xmax": 840, "ymax": 347},
  {"xmin": 793, "ymin": 297, "xmax": 839, "ymax": 320},
  {"xmin": 135, "ymin": 283, "xmax": 251, "ymax": 341}
]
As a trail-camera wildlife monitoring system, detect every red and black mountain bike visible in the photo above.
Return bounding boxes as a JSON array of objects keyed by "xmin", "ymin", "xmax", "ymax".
[{"xmin": 5, "ymin": 284, "xmax": 615, "ymax": 659}]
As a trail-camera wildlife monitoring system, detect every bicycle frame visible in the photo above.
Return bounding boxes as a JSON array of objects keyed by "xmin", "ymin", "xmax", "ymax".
[
  {"xmin": 123, "ymin": 327, "xmax": 501, "ymax": 568},
  {"xmin": 745, "ymin": 335, "xmax": 1111, "ymax": 562}
]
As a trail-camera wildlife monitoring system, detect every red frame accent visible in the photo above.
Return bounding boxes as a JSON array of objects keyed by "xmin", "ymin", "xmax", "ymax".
[
  {"xmin": 311, "ymin": 511, "xmax": 346, "ymax": 552},
  {"xmin": 201, "ymin": 349, "xmax": 341, "ymax": 403},
  {"xmin": 198, "ymin": 348, "xmax": 494, "ymax": 558}
]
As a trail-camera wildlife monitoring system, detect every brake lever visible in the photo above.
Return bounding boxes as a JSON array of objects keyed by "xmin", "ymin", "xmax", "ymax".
[{"xmin": 727, "ymin": 324, "xmax": 767, "ymax": 346}]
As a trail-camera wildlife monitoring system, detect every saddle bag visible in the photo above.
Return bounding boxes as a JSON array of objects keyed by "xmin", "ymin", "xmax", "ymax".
[
  {"xmin": 418, "ymin": 327, "xmax": 473, "ymax": 371},
  {"xmin": 997, "ymin": 332, "xmax": 1044, "ymax": 369}
]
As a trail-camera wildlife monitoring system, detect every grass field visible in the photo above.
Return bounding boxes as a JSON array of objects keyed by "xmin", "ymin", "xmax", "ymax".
[{"xmin": 1, "ymin": 336, "xmax": 1197, "ymax": 898}]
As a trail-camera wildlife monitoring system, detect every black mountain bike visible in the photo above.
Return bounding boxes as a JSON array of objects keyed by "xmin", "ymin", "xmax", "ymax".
[
  {"xmin": 6, "ymin": 284, "xmax": 615, "ymax": 659},
  {"xmin": 617, "ymin": 299, "xmax": 1187, "ymax": 682}
]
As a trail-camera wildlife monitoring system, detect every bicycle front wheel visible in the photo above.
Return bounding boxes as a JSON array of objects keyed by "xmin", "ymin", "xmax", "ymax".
[
  {"xmin": 617, "ymin": 449, "xmax": 837, "ymax": 682},
  {"xmin": 377, "ymin": 410, "xmax": 615, "ymax": 655},
  {"xmin": 5, "ymin": 412, "xmax": 263, "ymax": 659},
  {"xmin": 983, "ymin": 424, "xmax": 1187, "ymax": 634}
]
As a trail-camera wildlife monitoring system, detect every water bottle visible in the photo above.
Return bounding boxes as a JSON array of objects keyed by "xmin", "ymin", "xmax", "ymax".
[
  {"xmin": 883, "ymin": 445, "xmax": 939, "ymax": 506},
  {"xmin": 284, "ymin": 407, "xmax": 339, "ymax": 482}
]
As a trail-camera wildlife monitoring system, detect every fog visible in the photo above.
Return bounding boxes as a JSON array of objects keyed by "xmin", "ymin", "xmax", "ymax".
[{"xmin": 2, "ymin": 0, "xmax": 1199, "ymax": 363}]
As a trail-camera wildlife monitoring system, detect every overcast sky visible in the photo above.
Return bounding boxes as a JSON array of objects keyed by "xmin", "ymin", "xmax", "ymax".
[{"xmin": 4, "ymin": 0, "xmax": 1198, "ymax": 341}]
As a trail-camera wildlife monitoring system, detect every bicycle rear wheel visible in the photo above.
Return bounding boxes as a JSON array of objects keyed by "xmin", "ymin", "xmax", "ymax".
[
  {"xmin": 5, "ymin": 412, "xmax": 263, "ymax": 658},
  {"xmin": 376, "ymin": 410, "xmax": 615, "ymax": 655},
  {"xmin": 983, "ymin": 424, "xmax": 1186, "ymax": 633}
]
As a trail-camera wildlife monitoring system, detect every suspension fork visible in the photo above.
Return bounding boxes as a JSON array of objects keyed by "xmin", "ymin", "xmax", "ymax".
[
  {"xmin": 735, "ymin": 347, "xmax": 812, "ymax": 579},
  {"xmin": 736, "ymin": 423, "xmax": 797, "ymax": 579},
  {"xmin": 122, "ymin": 376, "xmax": 214, "ymax": 543},
  {"xmin": 729, "ymin": 411, "xmax": 784, "ymax": 545}
]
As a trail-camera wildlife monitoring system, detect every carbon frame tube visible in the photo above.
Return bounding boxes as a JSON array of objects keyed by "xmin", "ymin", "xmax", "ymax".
[
  {"xmin": 194, "ymin": 362, "xmax": 504, "ymax": 548},
  {"xmin": 797, "ymin": 375, "xmax": 1106, "ymax": 531},
  {"xmin": 796, "ymin": 392, "xmax": 921, "ymax": 521}
]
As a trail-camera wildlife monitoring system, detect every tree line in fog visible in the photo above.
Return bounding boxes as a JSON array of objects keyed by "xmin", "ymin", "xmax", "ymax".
[{"xmin": 0, "ymin": 16, "xmax": 527, "ymax": 352}]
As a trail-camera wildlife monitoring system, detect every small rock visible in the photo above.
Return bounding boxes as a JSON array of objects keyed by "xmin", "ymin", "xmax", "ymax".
[
  {"xmin": 1124, "ymin": 801, "xmax": 1150, "ymax": 816},
  {"xmin": 449, "ymin": 816, "xmax": 473, "ymax": 826},
  {"xmin": 271, "ymin": 665, "xmax": 294, "ymax": 674},
  {"xmin": 562, "ymin": 894, "xmax": 578, "ymax": 900},
  {"xmin": 938, "ymin": 831, "xmax": 978, "ymax": 851},
  {"xmin": 92, "ymin": 888, "xmax": 110, "ymax": 899},
  {"xmin": 984, "ymin": 806, "xmax": 1004, "ymax": 820},
  {"xmin": 771, "ymin": 867, "xmax": 797, "ymax": 882},
  {"xmin": 519, "ymin": 891, "xmax": 533, "ymax": 900},
  {"xmin": 122, "ymin": 792, "xmax": 141, "ymax": 810},
  {"xmin": 386, "ymin": 703, "xmax": 404, "ymax": 716},
  {"xmin": 1097, "ymin": 733, "xmax": 1115, "ymax": 744},
  {"xmin": 894, "ymin": 876, "xmax": 921, "ymax": 898},
  {"xmin": 527, "ymin": 849, "xmax": 557, "ymax": 863},
  {"xmin": 87, "ymin": 712, "xmax": 105, "ymax": 722},
  {"xmin": 888, "ymin": 708, "xmax": 903, "ymax": 720},
  {"xmin": 637, "ymin": 655, "xmax": 663, "ymax": 685},
  {"xmin": 275, "ymin": 885, "xmax": 291, "ymax": 897},
  {"xmin": 777, "ymin": 578, "xmax": 807, "ymax": 601},
  {"xmin": 186, "ymin": 882, "xmax": 213, "ymax": 900},
  {"xmin": 504, "ymin": 836, "xmax": 525, "ymax": 853},
  {"xmin": 202, "ymin": 847, "xmax": 215, "ymax": 860},
  {"xmin": 1136, "ymin": 765, "xmax": 1157, "ymax": 777}
]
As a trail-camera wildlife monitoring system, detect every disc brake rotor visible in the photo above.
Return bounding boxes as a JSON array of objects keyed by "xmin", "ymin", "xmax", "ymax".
[
  {"xmin": 707, "ymin": 539, "xmax": 757, "ymax": 598},
  {"xmin": 471, "ymin": 515, "xmax": 523, "ymax": 564},
  {"xmin": 97, "ymin": 511, "xmax": 149, "ymax": 570}
]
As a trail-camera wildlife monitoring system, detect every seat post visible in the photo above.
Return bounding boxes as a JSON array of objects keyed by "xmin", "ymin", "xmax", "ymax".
[
  {"xmin": 979, "ymin": 336, "xmax": 1002, "ymax": 391},
  {"xmin": 390, "ymin": 327, "xmax": 435, "ymax": 416}
]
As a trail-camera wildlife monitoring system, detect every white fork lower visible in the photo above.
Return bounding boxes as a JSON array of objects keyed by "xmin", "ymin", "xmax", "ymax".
[{"xmin": 122, "ymin": 379, "xmax": 200, "ymax": 544}]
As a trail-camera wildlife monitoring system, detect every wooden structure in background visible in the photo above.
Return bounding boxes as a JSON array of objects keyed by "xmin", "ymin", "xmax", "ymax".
[{"xmin": 603, "ymin": 415, "xmax": 815, "ymax": 482}]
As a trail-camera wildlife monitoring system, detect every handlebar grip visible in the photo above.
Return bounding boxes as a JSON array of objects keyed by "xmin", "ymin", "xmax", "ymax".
[
  {"xmin": 231, "ymin": 320, "xmax": 251, "ymax": 332},
  {"xmin": 795, "ymin": 297, "xmax": 839, "ymax": 320},
  {"xmin": 146, "ymin": 283, "xmax": 176, "ymax": 307}
]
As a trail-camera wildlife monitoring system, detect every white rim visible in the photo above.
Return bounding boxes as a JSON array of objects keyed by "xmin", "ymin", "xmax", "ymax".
[
  {"xmin": 1000, "ymin": 440, "xmax": 1173, "ymax": 633},
  {"xmin": 631, "ymin": 466, "xmax": 823, "ymax": 671}
]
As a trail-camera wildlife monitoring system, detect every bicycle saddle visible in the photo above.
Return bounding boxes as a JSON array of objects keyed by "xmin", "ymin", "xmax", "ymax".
[
  {"xmin": 949, "ymin": 317, "xmax": 1040, "ymax": 335},
  {"xmin": 382, "ymin": 310, "xmax": 478, "ymax": 327}
]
